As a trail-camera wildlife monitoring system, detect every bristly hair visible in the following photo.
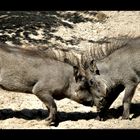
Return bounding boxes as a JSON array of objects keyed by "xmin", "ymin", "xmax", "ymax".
[
  {"xmin": 81, "ymin": 35, "xmax": 139, "ymax": 64},
  {"xmin": 0, "ymin": 42, "xmax": 83, "ymax": 67}
]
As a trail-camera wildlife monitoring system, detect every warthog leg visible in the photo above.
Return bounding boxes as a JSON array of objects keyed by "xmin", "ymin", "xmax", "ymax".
[
  {"xmin": 96, "ymin": 85, "xmax": 124, "ymax": 120},
  {"xmin": 122, "ymin": 84, "xmax": 137, "ymax": 119},
  {"xmin": 32, "ymin": 82, "xmax": 58, "ymax": 126}
]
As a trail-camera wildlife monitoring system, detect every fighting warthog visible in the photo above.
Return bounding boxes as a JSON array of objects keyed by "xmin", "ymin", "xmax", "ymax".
[
  {"xmin": 0, "ymin": 43, "xmax": 93, "ymax": 126},
  {"xmin": 81, "ymin": 36, "xmax": 140, "ymax": 120}
]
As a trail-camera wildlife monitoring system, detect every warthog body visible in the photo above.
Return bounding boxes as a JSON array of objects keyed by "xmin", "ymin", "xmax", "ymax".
[
  {"xmin": 82, "ymin": 37, "xmax": 140, "ymax": 120},
  {"xmin": 0, "ymin": 43, "xmax": 93, "ymax": 125}
]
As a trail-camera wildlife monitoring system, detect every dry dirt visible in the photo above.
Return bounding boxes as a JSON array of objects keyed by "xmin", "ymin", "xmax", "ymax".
[{"xmin": 0, "ymin": 11, "xmax": 140, "ymax": 129}]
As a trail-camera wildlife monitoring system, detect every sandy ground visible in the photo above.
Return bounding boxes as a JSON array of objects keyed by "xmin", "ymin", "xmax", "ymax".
[
  {"xmin": 0, "ymin": 85, "xmax": 140, "ymax": 129},
  {"xmin": 0, "ymin": 11, "xmax": 140, "ymax": 129}
]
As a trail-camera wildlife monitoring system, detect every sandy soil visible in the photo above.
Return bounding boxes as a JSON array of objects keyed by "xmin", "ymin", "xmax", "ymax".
[{"xmin": 0, "ymin": 11, "xmax": 140, "ymax": 129}]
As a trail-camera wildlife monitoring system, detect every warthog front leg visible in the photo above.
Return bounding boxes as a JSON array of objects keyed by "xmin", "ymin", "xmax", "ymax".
[
  {"xmin": 37, "ymin": 93, "xmax": 58, "ymax": 125},
  {"xmin": 32, "ymin": 83, "xmax": 58, "ymax": 126},
  {"xmin": 95, "ymin": 98, "xmax": 108, "ymax": 121},
  {"xmin": 96, "ymin": 85, "xmax": 124, "ymax": 121},
  {"xmin": 122, "ymin": 84, "xmax": 137, "ymax": 119}
]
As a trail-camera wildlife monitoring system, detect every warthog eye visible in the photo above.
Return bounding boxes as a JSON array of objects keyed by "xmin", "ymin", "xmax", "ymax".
[{"xmin": 88, "ymin": 79, "xmax": 94, "ymax": 86}]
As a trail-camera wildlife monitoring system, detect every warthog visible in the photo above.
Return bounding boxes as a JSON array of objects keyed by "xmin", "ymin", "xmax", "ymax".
[
  {"xmin": 0, "ymin": 43, "xmax": 93, "ymax": 126},
  {"xmin": 81, "ymin": 37, "xmax": 140, "ymax": 120}
]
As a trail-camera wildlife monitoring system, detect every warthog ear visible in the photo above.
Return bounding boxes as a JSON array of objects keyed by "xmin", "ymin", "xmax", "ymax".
[
  {"xmin": 90, "ymin": 59, "xmax": 96, "ymax": 65},
  {"xmin": 73, "ymin": 66, "xmax": 86, "ymax": 82},
  {"xmin": 83, "ymin": 61, "xmax": 89, "ymax": 69},
  {"xmin": 73, "ymin": 66, "xmax": 78, "ymax": 74},
  {"xmin": 90, "ymin": 59, "xmax": 100, "ymax": 75},
  {"xmin": 73, "ymin": 66, "xmax": 79, "ymax": 82},
  {"xmin": 64, "ymin": 58, "xmax": 71, "ymax": 64}
]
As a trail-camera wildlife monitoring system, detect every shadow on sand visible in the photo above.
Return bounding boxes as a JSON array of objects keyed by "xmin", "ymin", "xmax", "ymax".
[
  {"xmin": 0, "ymin": 108, "xmax": 96, "ymax": 123},
  {"xmin": 0, "ymin": 103, "xmax": 139, "ymax": 124},
  {"xmin": 106, "ymin": 103, "xmax": 140, "ymax": 120}
]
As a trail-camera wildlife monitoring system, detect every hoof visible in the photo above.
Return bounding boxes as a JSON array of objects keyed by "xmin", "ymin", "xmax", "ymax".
[
  {"xmin": 95, "ymin": 115, "xmax": 105, "ymax": 121},
  {"xmin": 45, "ymin": 116, "xmax": 60, "ymax": 126},
  {"xmin": 45, "ymin": 119, "xmax": 58, "ymax": 126},
  {"xmin": 121, "ymin": 116, "xmax": 130, "ymax": 120},
  {"xmin": 45, "ymin": 120, "xmax": 53, "ymax": 126},
  {"xmin": 95, "ymin": 115, "xmax": 101, "ymax": 120},
  {"xmin": 45, "ymin": 117, "xmax": 54, "ymax": 126}
]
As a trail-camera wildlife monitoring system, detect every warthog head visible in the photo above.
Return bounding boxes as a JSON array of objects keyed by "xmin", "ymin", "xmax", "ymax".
[
  {"xmin": 75, "ymin": 59, "xmax": 107, "ymax": 110},
  {"xmin": 73, "ymin": 65, "xmax": 94, "ymax": 107}
]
